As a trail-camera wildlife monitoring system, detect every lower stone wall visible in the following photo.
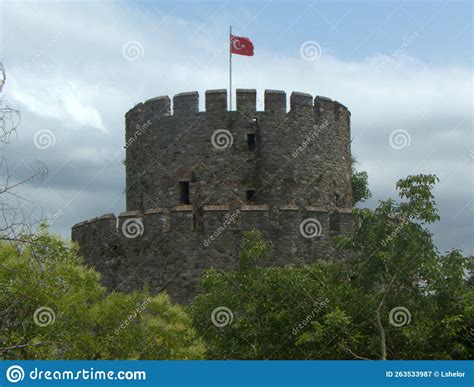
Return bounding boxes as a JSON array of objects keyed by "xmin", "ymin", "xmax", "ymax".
[{"xmin": 71, "ymin": 205, "xmax": 352, "ymax": 304}]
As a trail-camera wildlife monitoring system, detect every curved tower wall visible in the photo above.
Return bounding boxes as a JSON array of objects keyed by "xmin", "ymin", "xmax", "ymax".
[{"xmin": 124, "ymin": 89, "xmax": 352, "ymax": 212}]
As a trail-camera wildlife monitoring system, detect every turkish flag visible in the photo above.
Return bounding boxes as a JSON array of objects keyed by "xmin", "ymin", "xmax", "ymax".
[{"xmin": 230, "ymin": 35, "xmax": 254, "ymax": 56}]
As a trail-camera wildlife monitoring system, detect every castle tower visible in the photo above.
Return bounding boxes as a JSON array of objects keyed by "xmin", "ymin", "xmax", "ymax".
[{"xmin": 72, "ymin": 89, "xmax": 353, "ymax": 303}]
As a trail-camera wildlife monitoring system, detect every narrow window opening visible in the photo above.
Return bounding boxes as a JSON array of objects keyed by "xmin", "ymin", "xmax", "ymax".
[
  {"xmin": 330, "ymin": 213, "xmax": 341, "ymax": 233},
  {"xmin": 247, "ymin": 133, "xmax": 256, "ymax": 150},
  {"xmin": 246, "ymin": 189, "xmax": 256, "ymax": 202},
  {"xmin": 334, "ymin": 192, "xmax": 342, "ymax": 207},
  {"xmin": 180, "ymin": 181, "xmax": 190, "ymax": 204}
]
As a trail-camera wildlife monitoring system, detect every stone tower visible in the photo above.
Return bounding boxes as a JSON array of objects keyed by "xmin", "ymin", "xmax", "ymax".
[{"xmin": 72, "ymin": 89, "xmax": 353, "ymax": 303}]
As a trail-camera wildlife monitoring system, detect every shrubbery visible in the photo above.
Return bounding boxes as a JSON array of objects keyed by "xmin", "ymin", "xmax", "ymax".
[{"xmin": 0, "ymin": 227, "xmax": 205, "ymax": 360}]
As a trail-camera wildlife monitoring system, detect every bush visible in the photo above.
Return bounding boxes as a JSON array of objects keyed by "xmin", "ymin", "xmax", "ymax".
[{"xmin": 0, "ymin": 227, "xmax": 205, "ymax": 359}]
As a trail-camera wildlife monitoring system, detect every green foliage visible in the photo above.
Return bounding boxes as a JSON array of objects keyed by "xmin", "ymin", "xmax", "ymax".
[
  {"xmin": 0, "ymin": 226, "xmax": 205, "ymax": 360},
  {"xmin": 340, "ymin": 175, "xmax": 441, "ymax": 292},
  {"xmin": 238, "ymin": 230, "xmax": 272, "ymax": 270},
  {"xmin": 395, "ymin": 174, "xmax": 440, "ymax": 224},
  {"xmin": 334, "ymin": 174, "xmax": 471, "ymax": 359},
  {"xmin": 192, "ymin": 262, "xmax": 362, "ymax": 359},
  {"xmin": 192, "ymin": 175, "xmax": 473, "ymax": 360},
  {"xmin": 352, "ymin": 170, "xmax": 371, "ymax": 205},
  {"xmin": 351, "ymin": 157, "xmax": 371, "ymax": 205}
]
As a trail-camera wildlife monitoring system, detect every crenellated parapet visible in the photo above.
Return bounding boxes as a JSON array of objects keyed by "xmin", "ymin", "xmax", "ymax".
[
  {"xmin": 72, "ymin": 205, "xmax": 352, "ymax": 239},
  {"xmin": 124, "ymin": 89, "xmax": 352, "ymax": 212},
  {"xmin": 125, "ymin": 89, "xmax": 350, "ymax": 123},
  {"xmin": 72, "ymin": 213, "xmax": 117, "ymax": 250},
  {"xmin": 74, "ymin": 86, "xmax": 354, "ymax": 303}
]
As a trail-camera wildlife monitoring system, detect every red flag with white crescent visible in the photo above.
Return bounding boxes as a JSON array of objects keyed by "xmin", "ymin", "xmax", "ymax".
[{"xmin": 230, "ymin": 34, "xmax": 254, "ymax": 56}]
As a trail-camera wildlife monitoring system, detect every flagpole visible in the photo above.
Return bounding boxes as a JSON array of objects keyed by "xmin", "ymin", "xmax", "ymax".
[{"xmin": 229, "ymin": 25, "xmax": 232, "ymax": 111}]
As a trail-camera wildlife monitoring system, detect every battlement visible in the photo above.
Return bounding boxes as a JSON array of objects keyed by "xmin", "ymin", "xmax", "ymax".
[
  {"xmin": 72, "ymin": 204, "xmax": 353, "ymax": 256},
  {"xmin": 125, "ymin": 89, "xmax": 350, "ymax": 122},
  {"xmin": 72, "ymin": 205, "xmax": 352, "ymax": 236}
]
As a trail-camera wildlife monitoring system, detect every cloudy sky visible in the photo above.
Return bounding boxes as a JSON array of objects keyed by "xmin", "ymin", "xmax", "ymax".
[{"xmin": 0, "ymin": 0, "xmax": 472, "ymax": 255}]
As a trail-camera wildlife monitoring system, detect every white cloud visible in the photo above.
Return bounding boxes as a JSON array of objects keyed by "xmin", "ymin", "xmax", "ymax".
[{"xmin": 9, "ymin": 75, "xmax": 106, "ymax": 131}]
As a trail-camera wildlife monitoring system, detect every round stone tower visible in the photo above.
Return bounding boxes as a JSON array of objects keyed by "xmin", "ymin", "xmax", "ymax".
[{"xmin": 124, "ymin": 89, "xmax": 352, "ymax": 212}]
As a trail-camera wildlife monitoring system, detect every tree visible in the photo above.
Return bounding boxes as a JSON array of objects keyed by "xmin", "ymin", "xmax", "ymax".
[
  {"xmin": 338, "ymin": 174, "xmax": 441, "ymax": 359},
  {"xmin": 191, "ymin": 230, "xmax": 368, "ymax": 359},
  {"xmin": 191, "ymin": 248, "xmax": 347, "ymax": 358},
  {"xmin": 352, "ymin": 170, "xmax": 371, "ymax": 205},
  {"xmin": 314, "ymin": 175, "xmax": 471, "ymax": 359},
  {"xmin": 351, "ymin": 156, "xmax": 371, "ymax": 205},
  {"xmin": 0, "ymin": 227, "xmax": 206, "ymax": 359},
  {"xmin": 191, "ymin": 176, "xmax": 472, "ymax": 360}
]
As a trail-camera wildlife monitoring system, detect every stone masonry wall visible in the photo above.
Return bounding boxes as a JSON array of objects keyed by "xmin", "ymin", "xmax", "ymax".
[
  {"xmin": 72, "ymin": 206, "xmax": 352, "ymax": 304},
  {"xmin": 124, "ymin": 89, "xmax": 352, "ymax": 211}
]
